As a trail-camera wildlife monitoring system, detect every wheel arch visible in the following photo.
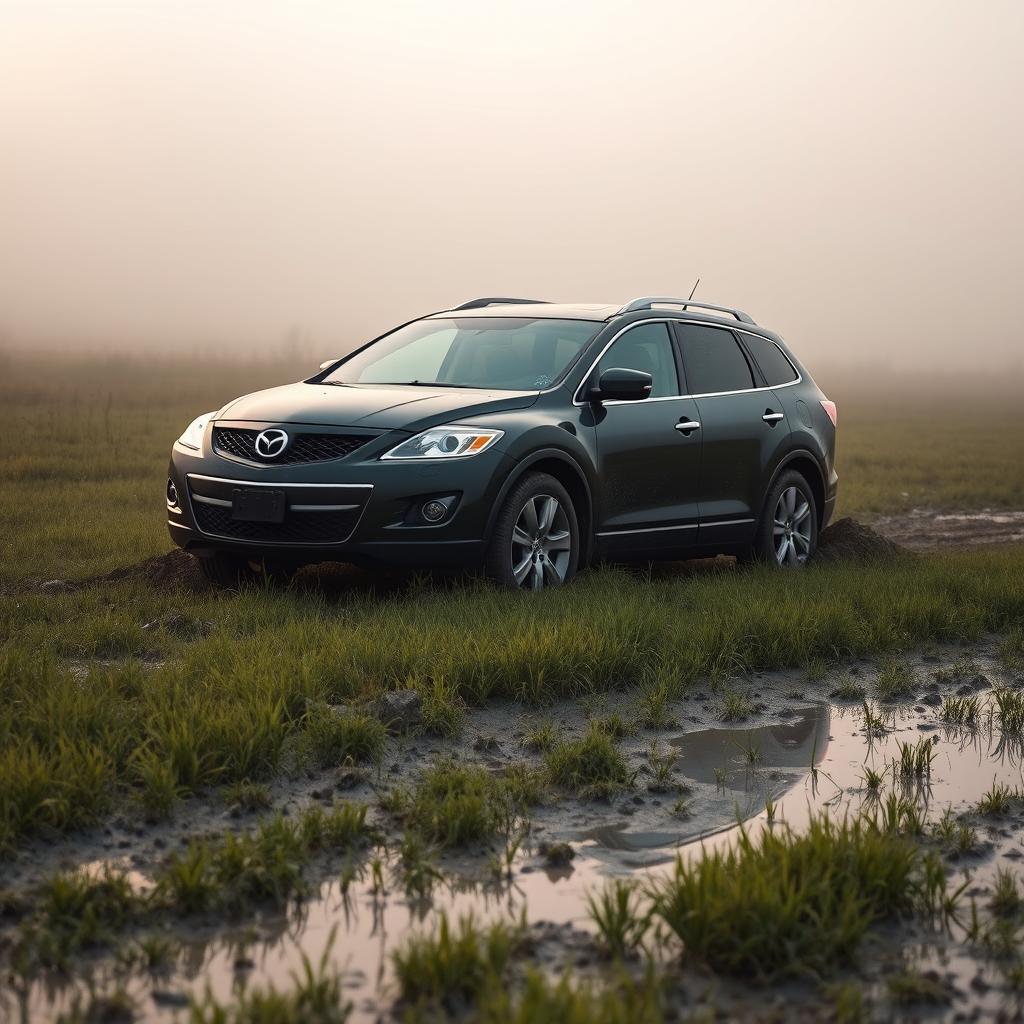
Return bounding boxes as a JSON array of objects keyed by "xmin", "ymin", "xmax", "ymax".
[
  {"xmin": 765, "ymin": 449, "xmax": 828, "ymax": 529},
  {"xmin": 484, "ymin": 448, "xmax": 595, "ymax": 565}
]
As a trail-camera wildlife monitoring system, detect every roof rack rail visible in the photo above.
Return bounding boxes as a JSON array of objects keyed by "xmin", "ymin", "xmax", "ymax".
[
  {"xmin": 450, "ymin": 296, "xmax": 551, "ymax": 310},
  {"xmin": 619, "ymin": 296, "xmax": 756, "ymax": 325}
]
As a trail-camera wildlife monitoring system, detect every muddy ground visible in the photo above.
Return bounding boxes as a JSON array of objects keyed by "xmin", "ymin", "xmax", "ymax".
[{"xmin": 5, "ymin": 635, "xmax": 1024, "ymax": 1022}]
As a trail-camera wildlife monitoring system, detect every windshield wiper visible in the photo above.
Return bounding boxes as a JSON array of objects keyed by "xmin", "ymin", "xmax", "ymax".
[
  {"xmin": 323, "ymin": 380, "xmax": 482, "ymax": 389},
  {"xmin": 390, "ymin": 381, "xmax": 480, "ymax": 389}
]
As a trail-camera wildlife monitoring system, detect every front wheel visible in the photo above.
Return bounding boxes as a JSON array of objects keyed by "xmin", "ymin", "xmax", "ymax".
[
  {"xmin": 752, "ymin": 470, "xmax": 818, "ymax": 567},
  {"xmin": 485, "ymin": 473, "xmax": 580, "ymax": 590}
]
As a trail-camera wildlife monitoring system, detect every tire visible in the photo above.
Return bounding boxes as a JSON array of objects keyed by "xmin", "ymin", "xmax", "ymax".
[
  {"xmin": 197, "ymin": 552, "xmax": 293, "ymax": 589},
  {"xmin": 485, "ymin": 473, "xmax": 580, "ymax": 590},
  {"xmin": 752, "ymin": 469, "xmax": 818, "ymax": 567}
]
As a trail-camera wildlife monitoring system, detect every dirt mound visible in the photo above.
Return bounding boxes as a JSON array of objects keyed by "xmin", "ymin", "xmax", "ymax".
[
  {"xmin": 815, "ymin": 517, "xmax": 907, "ymax": 564},
  {"xmin": 39, "ymin": 549, "xmax": 210, "ymax": 594}
]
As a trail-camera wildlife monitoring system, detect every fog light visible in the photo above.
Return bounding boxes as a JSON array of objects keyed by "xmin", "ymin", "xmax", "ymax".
[
  {"xmin": 166, "ymin": 479, "xmax": 179, "ymax": 509},
  {"xmin": 421, "ymin": 500, "xmax": 448, "ymax": 523}
]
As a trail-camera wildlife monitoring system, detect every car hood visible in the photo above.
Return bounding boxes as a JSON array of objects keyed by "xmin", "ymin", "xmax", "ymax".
[{"xmin": 216, "ymin": 381, "xmax": 538, "ymax": 431}]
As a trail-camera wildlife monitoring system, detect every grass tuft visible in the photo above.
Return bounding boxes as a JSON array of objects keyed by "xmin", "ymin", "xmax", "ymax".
[
  {"xmin": 875, "ymin": 659, "xmax": 917, "ymax": 702},
  {"xmin": 719, "ymin": 690, "xmax": 754, "ymax": 722},
  {"xmin": 545, "ymin": 724, "xmax": 634, "ymax": 799},
  {"xmin": 392, "ymin": 912, "xmax": 522, "ymax": 1011},
  {"xmin": 586, "ymin": 879, "xmax": 650, "ymax": 959},
  {"xmin": 647, "ymin": 811, "xmax": 940, "ymax": 981},
  {"xmin": 829, "ymin": 676, "xmax": 866, "ymax": 701}
]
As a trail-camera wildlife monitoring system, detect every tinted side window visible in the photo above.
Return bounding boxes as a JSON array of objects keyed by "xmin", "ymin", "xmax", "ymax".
[
  {"xmin": 742, "ymin": 334, "xmax": 798, "ymax": 386},
  {"xmin": 678, "ymin": 324, "xmax": 754, "ymax": 394},
  {"xmin": 597, "ymin": 323, "xmax": 679, "ymax": 398}
]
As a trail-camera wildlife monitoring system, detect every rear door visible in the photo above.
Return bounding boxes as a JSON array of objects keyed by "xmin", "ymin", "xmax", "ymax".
[
  {"xmin": 588, "ymin": 322, "xmax": 703, "ymax": 555},
  {"xmin": 674, "ymin": 322, "xmax": 791, "ymax": 547}
]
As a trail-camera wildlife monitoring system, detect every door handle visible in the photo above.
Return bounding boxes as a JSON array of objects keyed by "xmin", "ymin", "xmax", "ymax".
[
  {"xmin": 675, "ymin": 420, "xmax": 701, "ymax": 434},
  {"xmin": 762, "ymin": 410, "xmax": 784, "ymax": 424}
]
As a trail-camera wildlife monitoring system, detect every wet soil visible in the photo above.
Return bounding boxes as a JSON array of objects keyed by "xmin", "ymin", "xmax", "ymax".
[
  {"xmin": 873, "ymin": 508, "xmax": 1024, "ymax": 551},
  {"xmin": 7, "ymin": 639, "xmax": 1024, "ymax": 1021}
]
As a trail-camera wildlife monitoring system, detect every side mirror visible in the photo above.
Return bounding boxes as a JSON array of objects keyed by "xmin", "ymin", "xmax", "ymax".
[
  {"xmin": 589, "ymin": 367, "xmax": 653, "ymax": 403},
  {"xmin": 319, "ymin": 359, "xmax": 338, "ymax": 371}
]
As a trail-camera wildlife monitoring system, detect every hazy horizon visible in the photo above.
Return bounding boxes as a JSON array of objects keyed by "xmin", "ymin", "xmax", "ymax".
[{"xmin": 2, "ymin": 1, "xmax": 1022, "ymax": 370}]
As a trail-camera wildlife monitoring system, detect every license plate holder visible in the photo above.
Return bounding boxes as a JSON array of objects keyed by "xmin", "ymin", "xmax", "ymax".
[{"xmin": 231, "ymin": 488, "xmax": 286, "ymax": 523}]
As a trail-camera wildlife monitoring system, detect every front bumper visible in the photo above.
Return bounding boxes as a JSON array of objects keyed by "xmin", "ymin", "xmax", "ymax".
[{"xmin": 167, "ymin": 435, "xmax": 514, "ymax": 568}]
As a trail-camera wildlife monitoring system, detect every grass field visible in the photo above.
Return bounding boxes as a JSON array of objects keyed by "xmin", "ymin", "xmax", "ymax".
[
  {"xmin": 1, "ymin": 351, "xmax": 1024, "ymax": 1018},
  {"xmin": 0, "ymin": 352, "xmax": 1022, "ymax": 584}
]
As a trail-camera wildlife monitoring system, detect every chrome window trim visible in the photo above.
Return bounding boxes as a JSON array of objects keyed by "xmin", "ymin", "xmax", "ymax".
[{"xmin": 571, "ymin": 318, "xmax": 802, "ymax": 407}]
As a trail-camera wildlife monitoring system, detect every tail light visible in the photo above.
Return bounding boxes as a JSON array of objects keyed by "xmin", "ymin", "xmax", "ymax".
[{"xmin": 820, "ymin": 399, "xmax": 837, "ymax": 427}]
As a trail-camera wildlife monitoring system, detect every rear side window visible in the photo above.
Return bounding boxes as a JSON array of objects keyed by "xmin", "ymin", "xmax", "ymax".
[
  {"xmin": 742, "ymin": 334, "xmax": 798, "ymax": 385},
  {"xmin": 677, "ymin": 324, "xmax": 754, "ymax": 394},
  {"xmin": 597, "ymin": 323, "xmax": 679, "ymax": 398}
]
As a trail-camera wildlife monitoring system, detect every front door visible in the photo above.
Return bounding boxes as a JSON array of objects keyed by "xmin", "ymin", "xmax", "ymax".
[{"xmin": 589, "ymin": 322, "xmax": 703, "ymax": 556}]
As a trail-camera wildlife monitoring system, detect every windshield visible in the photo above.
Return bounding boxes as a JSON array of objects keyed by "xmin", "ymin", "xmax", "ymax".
[{"xmin": 323, "ymin": 317, "xmax": 600, "ymax": 391}]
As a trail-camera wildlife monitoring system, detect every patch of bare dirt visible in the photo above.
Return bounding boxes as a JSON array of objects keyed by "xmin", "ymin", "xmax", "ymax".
[
  {"xmin": 814, "ymin": 517, "xmax": 907, "ymax": 564},
  {"xmin": 872, "ymin": 508, "xmax": 1024, "ymax": 550}
]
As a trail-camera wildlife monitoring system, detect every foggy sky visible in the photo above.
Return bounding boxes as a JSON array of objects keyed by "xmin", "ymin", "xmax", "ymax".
[{"xmin": 2, "ymin": 0, "xmax": 1022, "ymax": 369}]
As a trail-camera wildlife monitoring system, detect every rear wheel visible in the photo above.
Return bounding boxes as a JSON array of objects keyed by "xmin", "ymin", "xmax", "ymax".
[
  {"xmin": 752, "ymin": 470, "xmax": 818, "ymax": 567},
  {"xmin": 485, "ymin": 473, "xmax": 579, "ymax": 590}
]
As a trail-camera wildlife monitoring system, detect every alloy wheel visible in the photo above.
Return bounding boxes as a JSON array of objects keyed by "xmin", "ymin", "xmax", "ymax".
[
  {"xmin": 773, "ymin": 485, "xmax": 813, "ymax": 566},
  {"xmin": 510, "ymin": 493, "xmax": 572, "ymax": 589}
]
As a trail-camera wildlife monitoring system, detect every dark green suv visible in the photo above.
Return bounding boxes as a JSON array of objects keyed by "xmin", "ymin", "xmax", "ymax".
[{"xmin": 167, "ymin": 296, "xmax": 838, "ymax": 588}]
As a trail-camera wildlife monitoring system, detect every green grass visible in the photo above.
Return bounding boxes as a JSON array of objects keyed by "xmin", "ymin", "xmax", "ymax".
[
  {"xmin": 2, "ymin": 356, "xmax": 1024, "ymax": 854},
  {"xmin": 544, "ymin": 724, "xmax": 634, "ymax": 798},
  {"xmin": 993, "ymin": 688, "xmax": 1024, "ymax": 734},
  {"xmin": 894, "ymin": 738, "xmax": 936, "ymax": 780},
  {"xmin": 977, "ymin": 781, "xmax": 1021, "ymax": 816},
  {"xmin": 875, "ymin": 659, "xmax": 917, "ymax": 702},
  {"xmin": 12, "ymin": 865, "xmax": 139, "ymax": 972},
  {"xmin": 719, "ymin": 690, "xmax": 754, "ymax": 721},
  {"xmin": 522, "ymin": 719, "xmax": 561, "ymax": 753},
  {"xmin": 646, "ymin": 811, "xmax": 947, "ymax": 981},
  {"xmin": 829, "ymin": 675, "xmax": 866, "ymax": 701},
  {"xmin": 999, "ymin": 628, "xmax": 1024, "ymax": 674},
  {"xmin": 990, "ymin": 869, "xmax": 1022, "ymax": 918},
  {"xmin": 298, "ymin": 705, "xmax": 386, "ymax": 769},
  {"xmin": 823, "ymin": 371, "xmax": 1024, "ymax": 518},
  {"xmin": 385, "ymin": 759, "xmax": 516, "ymax": 848},
  {"xmin": 391, "ymin": 912, "xmax": 522, "ymax": 1012},
  {"xmin": 586, "ymin": 879, "xmax": 650, "ymax": 958},
  {"xmin": 940, "ymin": 695, "xmax": 981, "ymax": 726},
  {"xmin": 154, "ymin": 803, "xmax": 371, "ymax": 913}
]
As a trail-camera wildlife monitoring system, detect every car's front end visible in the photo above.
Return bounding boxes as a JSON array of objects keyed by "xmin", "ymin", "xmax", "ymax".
[{"xmin": 166, "ymin": 394, "xmax": 529, "ymax": 571}]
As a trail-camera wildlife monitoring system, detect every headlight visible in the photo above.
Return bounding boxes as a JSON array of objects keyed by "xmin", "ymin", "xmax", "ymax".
[
  {"xmin": 381, "ymin": 426, "xmax": 503, "ymax": 461},
  {"xmin": 176, "ymin": 411, "xmax": 216, "ymax": 451}
]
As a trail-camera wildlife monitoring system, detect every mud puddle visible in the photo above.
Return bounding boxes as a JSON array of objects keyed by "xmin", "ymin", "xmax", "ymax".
[
  {"xmin": 15, "ymin": 677, "xmax": 1024, "ymax": 1022},
  {"xmin": 874, "ymin": 507, "xmax": 1024, "ymax": 550}
]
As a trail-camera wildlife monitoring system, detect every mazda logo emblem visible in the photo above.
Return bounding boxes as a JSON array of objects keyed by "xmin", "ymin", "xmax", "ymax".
[{"xmin": 254, "ymin": 428, "xmax": 289, "ymax": 459}]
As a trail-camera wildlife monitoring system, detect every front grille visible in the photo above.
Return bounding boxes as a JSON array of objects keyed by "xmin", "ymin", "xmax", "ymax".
[
  {"xmin": 213, "ymin": 428, "xmax": 373, "ymax": 465},
  {"xmin": 192, "ymin": 502, "xmax": 361, "ymax": 545}
]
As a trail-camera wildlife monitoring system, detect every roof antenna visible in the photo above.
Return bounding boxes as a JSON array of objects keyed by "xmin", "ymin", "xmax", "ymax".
[{"xmin": 686, "ymin": 277, "xmax": 700, "ymax": 301}]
